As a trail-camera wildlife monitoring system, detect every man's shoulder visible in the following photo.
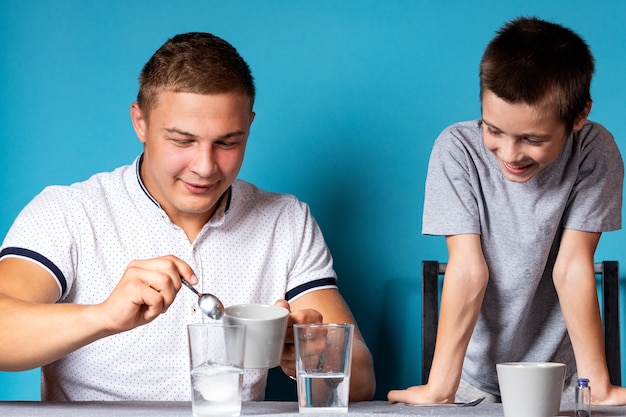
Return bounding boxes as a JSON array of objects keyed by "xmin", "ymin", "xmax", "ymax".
[
  {"xmin": 232, "ymin": 180, "xmax": 301, "ymax": 205},
  {"xmin": 228, "ymin": 180, "xmax": 309, "ymax": 223},
  {"xmin": 36, "ymin": 162, "xmax": 135, "ymax": 208}
]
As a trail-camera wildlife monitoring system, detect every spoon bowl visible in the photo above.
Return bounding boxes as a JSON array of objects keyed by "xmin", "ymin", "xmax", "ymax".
[{"xmin": 181, "ymin": 278, "xmax": 224, "ymax": 320}]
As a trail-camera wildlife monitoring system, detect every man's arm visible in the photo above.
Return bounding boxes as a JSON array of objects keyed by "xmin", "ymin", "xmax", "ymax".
[
  {"xmin": 276, "ymin": 288, "xmax": 376, "ymax": 401},
  {"xmin": 553, "ymin": 229, "xmax": 626, "ymax": 405},
  {"xmin": 387, "ymin": 233, "xmax": 488, "ymax": 404},
  {"xmin": 0, "ymin": 255, "xmax": 196, "ymax": 371}
]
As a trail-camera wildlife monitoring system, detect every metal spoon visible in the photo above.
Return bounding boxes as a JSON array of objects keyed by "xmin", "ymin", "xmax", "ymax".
[{"xmin": 181, "ymin": 278, "xmax": 224, "ymax": 320}]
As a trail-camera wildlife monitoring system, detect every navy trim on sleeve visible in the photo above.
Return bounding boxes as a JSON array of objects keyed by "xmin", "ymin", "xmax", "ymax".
[
  {"xmin": 285, "ymin": 277, "xmax": 338, "ymax": 301},
  {"xmin": 0, "ymin": 247, "xmax": 68, "ymax": 295}
]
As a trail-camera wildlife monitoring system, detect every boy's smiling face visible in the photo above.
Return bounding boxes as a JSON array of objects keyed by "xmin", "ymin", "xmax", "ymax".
[{"xmin": 481, "ymin": 90, "xmax": 578, "ymax": 183}]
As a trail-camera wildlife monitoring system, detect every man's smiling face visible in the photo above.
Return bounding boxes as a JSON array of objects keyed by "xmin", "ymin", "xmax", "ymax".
[{"xmin": 131, "ymin": 90, "xmax": 255, "ymax": 229}]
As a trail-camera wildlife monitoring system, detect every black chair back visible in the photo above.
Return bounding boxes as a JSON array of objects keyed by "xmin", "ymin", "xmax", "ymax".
[{"xmin": 421, "ymin": 260, "xmax": 621, "ymax": 385}]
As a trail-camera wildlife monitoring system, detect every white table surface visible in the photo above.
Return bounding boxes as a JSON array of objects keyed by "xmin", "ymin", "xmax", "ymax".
[{"xmin": 1, "ymin": 400, "xmax": 626, "ymax": 417}]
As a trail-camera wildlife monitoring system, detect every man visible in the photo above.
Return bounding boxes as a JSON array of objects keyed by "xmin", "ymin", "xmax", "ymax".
[{"xmin": 0, "ymin": 32, "xmax": 375, "ymax": 402}]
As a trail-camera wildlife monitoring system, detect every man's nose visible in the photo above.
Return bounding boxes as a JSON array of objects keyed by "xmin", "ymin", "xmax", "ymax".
[{"xmin": 191, "ymin": 146, "xmax": 216, "ymax": 177}]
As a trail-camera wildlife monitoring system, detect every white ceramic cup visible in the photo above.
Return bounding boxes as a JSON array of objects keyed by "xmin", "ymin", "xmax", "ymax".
[
  {"xmin": 223, "ymin": 304, "xmax": 289, "ymax": 369},
  {"xmin": 496, "ymin": 362, "xmax": 566, "ymax": 417}
]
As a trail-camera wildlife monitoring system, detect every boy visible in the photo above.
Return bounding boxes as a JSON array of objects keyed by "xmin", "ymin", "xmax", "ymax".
[{"xmin": 389, "ymin": 17, "xmax": 624, "ymax": 405}]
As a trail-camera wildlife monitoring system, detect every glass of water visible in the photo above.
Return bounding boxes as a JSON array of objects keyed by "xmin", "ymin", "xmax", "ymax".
[
  {"xmin": 187, "ymin": 323, "xmax": 246, "ymax": 417},
  {"xmin": 294, "ymin": 323, "xmax": 354, "ymax": 414}
]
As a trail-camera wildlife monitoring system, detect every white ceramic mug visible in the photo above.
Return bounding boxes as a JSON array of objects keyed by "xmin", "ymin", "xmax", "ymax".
[
  {"xmin": 497, "ymin": 362, "xmax": 566, "ymax": 417},
  {"xmin": 223, "ymin": 304, "xmax": 289, "ymax": 369}
]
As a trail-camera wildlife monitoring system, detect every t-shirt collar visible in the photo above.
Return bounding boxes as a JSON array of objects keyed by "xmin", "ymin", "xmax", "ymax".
[{"xmin": 134, "ymin": 153, "xmax": 232, "ymax": 219}]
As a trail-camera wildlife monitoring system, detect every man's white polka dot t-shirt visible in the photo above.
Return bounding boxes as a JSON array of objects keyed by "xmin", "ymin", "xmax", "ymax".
[{"xmin": 0, "ymin": 155, "xmax": 337, "ymax": 401}]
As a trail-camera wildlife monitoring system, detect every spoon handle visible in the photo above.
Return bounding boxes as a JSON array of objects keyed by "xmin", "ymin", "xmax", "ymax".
[{"xmin": 181, "ymin": 277, "xmax": 200, "ymax": 297}]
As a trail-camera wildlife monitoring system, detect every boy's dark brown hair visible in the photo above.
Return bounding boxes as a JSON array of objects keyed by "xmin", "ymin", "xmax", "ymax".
[{"xmin": 480, "ymin": 17, "xmax": 594, "ymax": 133}]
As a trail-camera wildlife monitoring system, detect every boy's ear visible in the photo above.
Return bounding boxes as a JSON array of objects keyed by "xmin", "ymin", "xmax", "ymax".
[{"xmin": 572, "ymin": 100, "xmax": 592, "ymax": 132}]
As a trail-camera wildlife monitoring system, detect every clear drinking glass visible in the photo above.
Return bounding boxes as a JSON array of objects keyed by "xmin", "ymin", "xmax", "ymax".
[
  {"xmin": 187, "ymin": 323, "xmax": 246, "ymax": 417},
  {"xmin": 294, "ymin": 323, "xmax": 354, "ymax": 414}
]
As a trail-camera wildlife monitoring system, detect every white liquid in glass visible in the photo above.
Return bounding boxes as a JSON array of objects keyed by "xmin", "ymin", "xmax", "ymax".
[{"xmin": 190, "ymin": 363, "xmax": 243, "ymax": 417}]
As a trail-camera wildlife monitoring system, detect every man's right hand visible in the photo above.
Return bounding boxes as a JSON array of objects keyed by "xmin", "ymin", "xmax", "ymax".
[{"xmin": 96, "ymin": 255, "xmax": 197, "ymax": 334}]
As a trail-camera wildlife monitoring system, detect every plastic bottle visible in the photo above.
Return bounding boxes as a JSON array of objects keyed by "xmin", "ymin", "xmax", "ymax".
[{"xmin": 575, "ymin": 377, "xmax": 591, "ymax": 417}]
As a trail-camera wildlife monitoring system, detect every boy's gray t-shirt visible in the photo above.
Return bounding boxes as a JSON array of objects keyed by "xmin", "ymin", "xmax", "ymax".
[{"xmin": 422, "ymin": 120, "xmax": 623, "ymax": 395}]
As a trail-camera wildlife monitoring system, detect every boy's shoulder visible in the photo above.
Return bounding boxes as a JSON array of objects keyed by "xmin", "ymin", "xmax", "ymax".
[
  {"xmin": 431, "ymin": 120, "xmax": 484, "ymax": 159},
  {"xmin": 441, "ymin": 120, "xmax": 481, "ymax": 135},
  {"xmin": 578, "ymin": 120, "xmax": 612, "ymax": 138},
  {"xmin": 435, "ymin": 120, "xmax": 483, "ymax": 146}
]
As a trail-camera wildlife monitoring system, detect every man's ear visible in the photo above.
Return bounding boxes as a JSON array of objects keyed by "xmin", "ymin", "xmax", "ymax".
[
  {"xmin": 130, "ymin": 103, "xmax": 148, "ymax": 144},
  {"xmin": 572, "ymin": 100, "xmax": 592, "ymax": 132}
]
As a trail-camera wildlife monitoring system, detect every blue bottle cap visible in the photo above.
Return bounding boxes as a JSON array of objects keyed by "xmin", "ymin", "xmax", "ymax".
[{"xmin": 577, "ymin": 378, "xmax": 590, "ymax": 387}]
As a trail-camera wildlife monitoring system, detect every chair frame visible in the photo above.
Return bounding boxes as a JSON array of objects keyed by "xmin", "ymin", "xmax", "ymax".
[{"xmin": 421, "ymin": 260, "xmax": 621, "ymax": 385}]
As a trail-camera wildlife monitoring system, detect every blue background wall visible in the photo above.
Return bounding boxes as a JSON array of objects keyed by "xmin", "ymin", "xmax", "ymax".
[{"xmin": 1, "ymin": 0, "xmax": 625, "ymax": 401}]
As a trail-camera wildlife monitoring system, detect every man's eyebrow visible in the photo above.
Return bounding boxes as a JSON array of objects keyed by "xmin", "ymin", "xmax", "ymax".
[
  {"xmin": 163, "ymin": 127, "xmax": 197, "ymax": 137},
  {"xmin": 219, "ymin": 130, "xmax": 247, "ymax": 139},
  {"xmin": 162, "ymin": 127, "xmax": 247, "ymax": 140}
]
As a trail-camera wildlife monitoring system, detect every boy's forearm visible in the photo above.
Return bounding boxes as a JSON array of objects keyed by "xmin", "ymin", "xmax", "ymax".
[
  {"xmin": 426, "ymin": 263, "xmax": 488, "ymax": 399},
  {"xmin": 553, "ymin": 239, "xmax": 612, "ymax": 400},
  {"xmin": 420, "ymin": 234, "xmax": 489, "ymax": 400},
  {"xmin": 555, "ymin": 270, "xmax": 611, "ymax": 396}
]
